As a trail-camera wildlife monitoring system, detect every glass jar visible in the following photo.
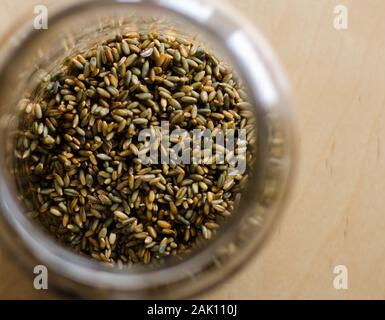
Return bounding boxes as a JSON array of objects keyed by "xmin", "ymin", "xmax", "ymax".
[{"xmin": 0, "ymin": 0, "xmax": 295, "ymax": 298}]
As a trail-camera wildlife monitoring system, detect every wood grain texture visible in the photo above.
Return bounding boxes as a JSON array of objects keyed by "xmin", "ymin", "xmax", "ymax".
[{"xmin": 1, "ymin": 0, "xmax": 385, "ymax": 299}]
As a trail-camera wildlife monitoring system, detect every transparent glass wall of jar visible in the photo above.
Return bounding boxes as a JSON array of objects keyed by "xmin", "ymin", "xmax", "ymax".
[{"xmin": 0, "ymin": 0, "xmax": 295, "ymax": 298}]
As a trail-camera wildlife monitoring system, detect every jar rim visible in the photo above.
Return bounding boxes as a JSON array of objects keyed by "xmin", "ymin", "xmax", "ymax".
[{"xmin": 0, "ymin": 0, "xmax": 295, "ymax": 298}]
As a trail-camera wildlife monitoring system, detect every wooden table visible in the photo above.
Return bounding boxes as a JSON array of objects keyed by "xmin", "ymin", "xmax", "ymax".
[{"xmin": 1, "ymin": 0, "xmax": 384, "ymax": 299}]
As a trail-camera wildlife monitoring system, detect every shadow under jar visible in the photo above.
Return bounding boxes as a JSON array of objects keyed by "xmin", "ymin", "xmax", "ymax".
[{"xmin": 0, "ymin": 0, "xmax": 295, "ymax": 298}]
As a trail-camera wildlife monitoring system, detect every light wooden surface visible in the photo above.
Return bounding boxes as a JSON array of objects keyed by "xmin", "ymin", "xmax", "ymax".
[{"xmin": 1, "ymin": 0, "xmax": 385, "ymax": 299}]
